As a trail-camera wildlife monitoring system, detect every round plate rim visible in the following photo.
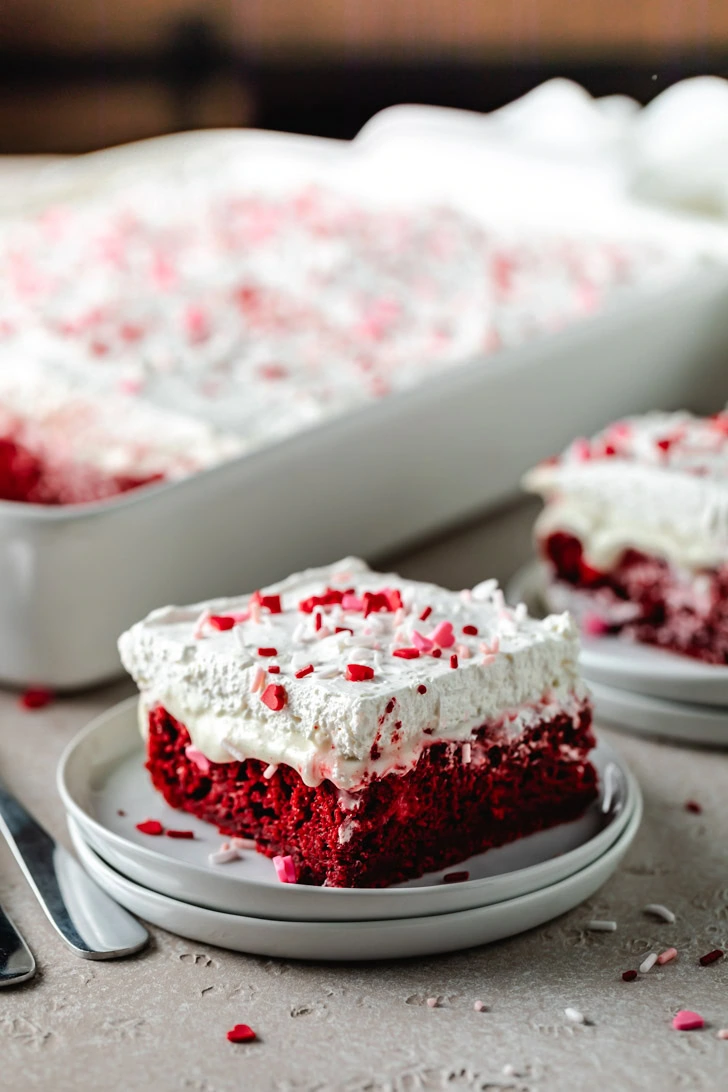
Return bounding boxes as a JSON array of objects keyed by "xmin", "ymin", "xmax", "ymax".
[
  {"xmin": 67, "ymin": 794, "xmax": 642, "ymax": 960},
  {"xmin": 58, "ymin": 695, "xmax": 639, "ymax": 916}
]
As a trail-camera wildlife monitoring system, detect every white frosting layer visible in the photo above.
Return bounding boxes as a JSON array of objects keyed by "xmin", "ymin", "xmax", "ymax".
[
  {"xmin": 0, "ymin": 177, "xmax": 689, "ymax": 494},
  {"xmin": 118, "ymin": 557, "xmax": 586, "ymax": 791},
  {"xmin": 524, "ymin": 412, "xmax": 728, "ymax": 572}
]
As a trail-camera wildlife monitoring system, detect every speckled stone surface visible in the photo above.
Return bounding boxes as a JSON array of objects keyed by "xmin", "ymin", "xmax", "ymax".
[{"xmin": 2, "ymin": 501, "xmax": 728, "ymax": 1092}]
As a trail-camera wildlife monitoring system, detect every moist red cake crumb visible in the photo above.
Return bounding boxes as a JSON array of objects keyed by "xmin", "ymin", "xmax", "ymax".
[
  {"xmin": 544, "ymin": 532, "xmax": 728, "ymax": 665},
  {"xmin": 144, "ymin": 703, "xmax": 597, "ymax": 888},
  {"xmin": 0, "ymin": 432, "xmax": 164, "ymax": 505}
]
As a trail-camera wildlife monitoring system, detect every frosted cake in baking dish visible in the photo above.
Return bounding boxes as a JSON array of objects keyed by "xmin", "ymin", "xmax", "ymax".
[{"xmin": 0, "ymin": 178, "xmax": 681, "ymax": 504}]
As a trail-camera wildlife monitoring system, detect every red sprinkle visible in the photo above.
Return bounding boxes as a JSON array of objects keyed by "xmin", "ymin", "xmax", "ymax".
[
  {"xmin": 346, "ymin": 664, "xmax": 374, "ymax": 682},
  {"xmin": 295, "ymin": 664, "xmax": 314, "ymax": 678},
  {"xmin": 226, "ymin": 1024, "xmax": 257, "ymax": 1043},
  {"xmin": 419, "ymin": 606, "xmax": 432, "ymax": 621},
  {"xmin": 208, "ymin": 615, "xmax": 236, "ymax": 631},
  {"xmin": 261, "ymin": 684, "xmax": 287, "ymax": 711},
  {"xmin": 252, "ymin": 592, "xmax": 282, "ymax": 614},
  {"xmin": 417, "ymin": 684, "xmax": 427, "ymax": 694},
  {"xmin": 450, "ymin": 654, "xmax": 459, "ymax": 669},
  {"xmin": 257, "ymin": 647, "xmax": 277, "ymax": 657},
  {"xmin": 335, "ymin": 626, "xmax": 354, "ymax": 635},
  {"xmin": 19, "ymin": 688, "xmax": 54, "ymax": 710},
  {"xmin": 136, "ymin": 819, "xmax": 164, "ymax": 836},
  {"xmin": 443, "ymin": 871, "xmax": 470, "ymax": 884},
  {"xmin": 685, "ymin": 800, "xmax": 703, "ymax": 814},
  {"xmin": 431, "ymin": 648, "xmax": 442, "ymax": 658},
  {"xmin": 298, "ymin": 587, "xmax": 350, "ymax": 613},
  {"xmin": 268, "ymin": 665, "xmax": 280, "ymax": 674},
  {"xmin": 315, "ymin": 612, "xmax": 323, "ymax": 632},
  {"xmin": 392, "ymin": 648, "xmax": 420, "ymax": 659},
  {"xmin": 699, "ymin": 949, "xmax": 724, "ymax": 966},
  {"xmin": 384, "ymin": 588, "xmax": 403, "ymax": 611},
  {"xmin": 622, "ymin": 970, "xmax": 638, "ymax": 982},
  {"xmin": 166, "ymin": 829, "xmax": 195, "ymax": 840},
  {"xmin": 462, "ymin": 625, "xmax": 478, "ymax": 636}
]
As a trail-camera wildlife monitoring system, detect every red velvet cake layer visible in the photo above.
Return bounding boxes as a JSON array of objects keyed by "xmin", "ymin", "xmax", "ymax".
[
  {"xmin": 545, "ymin": 531, "xmax": 728, "ymax": 665},
  {"xmin": 0, "ymin": 435, "xmax": 162, "ymax": 505},
  {"xmin": 145, "ymin": 703, "xmax": 597, "ymax": 888}
]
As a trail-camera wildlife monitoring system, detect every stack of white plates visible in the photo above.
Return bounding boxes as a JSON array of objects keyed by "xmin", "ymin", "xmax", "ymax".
[
  {"xmin": 57, "ymin": 698, "xmax": 641, "ymax": 960},
  {"xmin": 510, "ymin": 563, "xmax": 728, "ymax": 747}
]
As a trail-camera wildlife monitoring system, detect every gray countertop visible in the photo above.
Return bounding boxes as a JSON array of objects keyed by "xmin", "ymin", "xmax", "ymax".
[{"xmin": 2, "ymin": 498, "xmax": 728, "ymax": 1091}]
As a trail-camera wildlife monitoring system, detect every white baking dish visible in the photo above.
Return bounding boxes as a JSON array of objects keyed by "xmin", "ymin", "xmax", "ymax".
[{"xmin": 4, "ymin": 123, "xmax": 728, "ymax": 688}]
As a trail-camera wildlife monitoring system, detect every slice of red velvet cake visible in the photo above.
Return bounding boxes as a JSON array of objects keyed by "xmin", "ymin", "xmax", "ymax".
[
  {"xmin": 524, "ymin": 411, "xmax": 728, "ymax": 664},
  {"xmin": 118, "ymin": 558, "xmax": 596, "ymax": 888}
]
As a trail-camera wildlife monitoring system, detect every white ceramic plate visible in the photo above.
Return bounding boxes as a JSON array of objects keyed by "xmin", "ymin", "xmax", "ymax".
[
  {"xmin": 508, "ymin": 562, "xmax": 728, "ymax": 707},
  {"xmin": 67, "ymin": 799, "xmax": 642, "ymax": 961},
  {"xmin": 58, "ymin": 697, "xmax": 639, "ymax": 922},
  {"xmin": 589, "ymin": 679, "xmax": 728, "ymax": 747}
]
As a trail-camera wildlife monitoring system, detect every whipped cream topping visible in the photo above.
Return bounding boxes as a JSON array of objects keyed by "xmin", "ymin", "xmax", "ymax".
[
  {"xmin": 524, "ymin": 411, "xmax": 728, "ymax": 571},
  {"xmin": 0, "ymin": 178, "xmax": 684, "ymax": 493},
  {"xmin": 118, "ymin": 557, "xmax": 586, "ymax": 791}
]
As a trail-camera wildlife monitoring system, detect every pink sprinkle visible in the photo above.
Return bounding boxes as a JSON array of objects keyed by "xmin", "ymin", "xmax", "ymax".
[
  {"xmin": 462, "ymin": 742, "xmax": 472, "ymax": 764},
  {"xmin": 426, "ymin": 997, "xmax": 439, "ymax": 1008},
  {"xmin": 412, "ymin": 630, "xmax": 434, "ymax": 652},
  {"xmin": 717, "ymin": 1029, "xmax": 728, "ymax": 1040},
  {"xmin": 456, "ymin": 643, "xmax": 472, "ymax": 659},
  {"xmin": 184, "ymin": 304, "xmax": 210, "ymax": 342},
  {"xmin": 250, "ymin": 666, "xmax": 266, "ymax": 693},
  {"xmin": 572, "ymin": 437, "xmax": 592, "ymax": 461},
  {"xmin": 273, "ymin": 855, "xmax": 297, "ymax": 884},
  {"xmin": 582, "ymin": 613, "xmax": 609, "ymax": 637},
  {"xmin": 672, "ymin": 1010, "xmax": 704, "ymax": 1031},
  {"xmin": 118, "ymin": 376, "xmax": 144, "ymax": 395},
  {"xmin": 231, "ymin": 837, "xmax": 256, "ymax": 850},
  {"xmin": 185, "ymin": 745, "xmax": 211, "ymax": 774},
  {"xmin": 481, "ymin": 654, "xmax": 497, "ymax": 666},
  {"xmin": 658, "ymin": 948, "xmax": 678, "ymax": 965},
  {"xmin": 479, "ymin": 637, "xmax": 500, "ymax": 656},
  {"xmin": 342, "ymin": 594, "xmax": 364, "ymax": 611},
  {"xmin": 430, "ymin": 621, "xmax": 455, "ymax": 648},
  {"xmin": 473, "ymin": 1000, "xmax": 487, "ymax": 1012},
  {"xmin": 249, "ymin": 599, "xmax": 262, "ymax": 624}
]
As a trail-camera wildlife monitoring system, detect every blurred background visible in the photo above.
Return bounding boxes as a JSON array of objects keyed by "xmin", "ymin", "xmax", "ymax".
[{"xmin": 1, "ymin": 0, "xmax": 727, "ymax": 153}]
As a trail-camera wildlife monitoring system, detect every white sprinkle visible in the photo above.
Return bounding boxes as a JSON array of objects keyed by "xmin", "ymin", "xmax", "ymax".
[
  {"xmin": 192, "ymin": 609, "xmax": 211, "ymax": 639},
  {"xmin": 209, "ymin": 846, "xmax": 240, "ymax": 865},
  {"xmin": 644, "ymin": 903, "xmax": 676, "ymax": 924},
  {"xmin": 639, "ymin": 952, "xmax": 658, "ymax": 973},
  {"xmin": 586, "ymin": 920, "xmax": 617, "ymax": 932},
  {"xmin": 514, "ymin": 602, "xmax": 527, "ymax": 621},
  {"xmin": 460, "ymin": 588, "xmax": 472, "ymax": 602},
  {"xmin": 716, "ymin": 1028, "xmax": 728, "ymax": 1039},
  {"xmin": 473, "ymin": 999, "xmax": 487, "ymax": 1012},
  {"xmin": 462, "ymin": 742, "xmax": 472, "ymax": 765},
  {"xmin": 502, "ymin": 1065, "xmax": 517, "ymax": 1078},
  {"xmin": 263, "ymin": 763, "xmax": 277, "ymax": 779},
  {"xmin": 426, "ymin": 996, "xmax": 439, "ymax": 1008},
  {"xmin": 564, "ymin": 1007, "xmax": 585, "ymax": 1024}
]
